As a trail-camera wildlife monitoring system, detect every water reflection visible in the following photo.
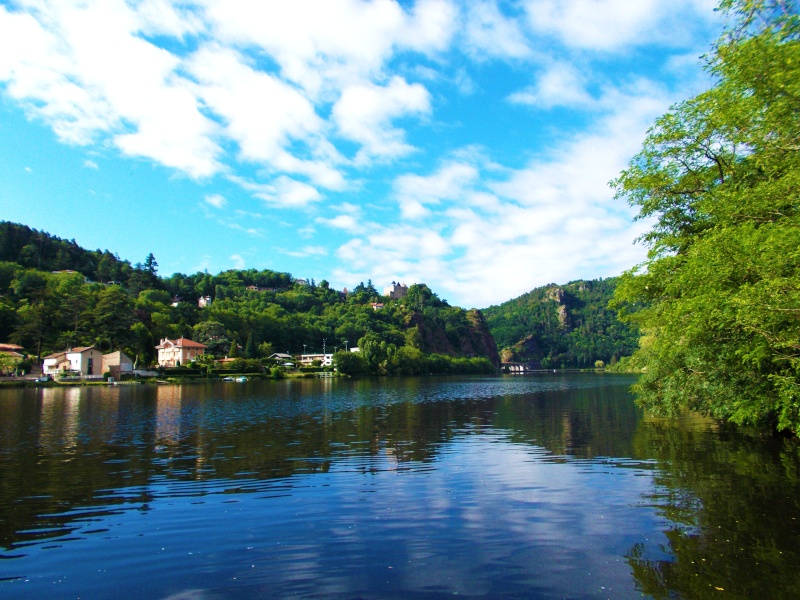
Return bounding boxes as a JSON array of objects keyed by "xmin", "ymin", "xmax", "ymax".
[
  {"xmin": 0, "ymin": 375, "xmax": 798, "ymax": 598},
  {"xmin": 627, "ymin": 413, "xmax": 800, "ymax": 599}
]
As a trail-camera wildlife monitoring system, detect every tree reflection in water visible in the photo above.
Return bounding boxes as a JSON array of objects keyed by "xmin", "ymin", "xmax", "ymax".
[{"xmin": 627, "ymin": 412, "xmax": 800, "ymax": 599}]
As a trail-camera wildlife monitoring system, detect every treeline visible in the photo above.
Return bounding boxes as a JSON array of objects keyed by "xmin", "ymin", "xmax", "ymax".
[
  {"xmin": 483, "ymin": 278, "xmax": 639, "ymax": 368},
  {"xmin": 0, "ymin": 222, "xmax": 498, "ymax": 376}
]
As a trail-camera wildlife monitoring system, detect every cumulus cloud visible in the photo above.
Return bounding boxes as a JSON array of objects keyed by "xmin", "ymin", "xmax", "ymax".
[
  {"xmin": 333, "ymin": 77, "xmax": 432, "ymax": 164},
  {"xmin": 202, "ymin": 0, "xmax": 456, "ymax": 98},
  {"xmin": 0, "ymin": 1, "xmax": 223, "ymax": 178},
  {"xmin": 0, "ymin": 0, "xmax": 452, "ymax": 194}
]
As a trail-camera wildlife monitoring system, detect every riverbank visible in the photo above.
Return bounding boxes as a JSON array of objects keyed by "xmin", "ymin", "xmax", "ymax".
[{"xmin": 0, "ymin": 370, "xmax": 348, "ymax": 389}]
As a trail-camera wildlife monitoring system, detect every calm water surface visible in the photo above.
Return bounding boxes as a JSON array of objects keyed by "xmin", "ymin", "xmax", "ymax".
[{"xmin": 0, "ymin": 374, "xmax": 798, "ymax": 599}]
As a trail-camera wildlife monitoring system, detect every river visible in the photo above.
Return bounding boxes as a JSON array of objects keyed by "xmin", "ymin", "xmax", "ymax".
[{"xmin": 0, "ymin": 374, "xmax": 798, "ymax": 599}]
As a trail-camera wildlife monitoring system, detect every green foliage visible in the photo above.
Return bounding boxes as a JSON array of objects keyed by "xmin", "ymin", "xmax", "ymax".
[
  {"xmin": 484, "ymin": 278, "xmax": 639, "ymax": 368},
  {"xmin": 0, "ymin": 223, "xmax": 499, "ymax": 374},
  {"xmin": 612, "ymin": 0, "xmax": 800, "ymax": 433}
]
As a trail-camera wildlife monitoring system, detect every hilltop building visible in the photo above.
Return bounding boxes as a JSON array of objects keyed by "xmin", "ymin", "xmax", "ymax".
[{"xmin": 383, "ymin": 282, "xmax": 408, "ymax": 300}]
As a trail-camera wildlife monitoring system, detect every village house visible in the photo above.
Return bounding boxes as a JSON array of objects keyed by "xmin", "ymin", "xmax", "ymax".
[
  {"xmin": 198, "ymin": 295, "xmax": 212, "ymax": 308},
  {"xmin": 155, "ymin": 338, "xmax": 207, "ymax": 367},
  {"xmin": 43, "ymin": 347, "xmax": 103, "ymax": 377},
  {"xmin": 0, "ymin": 344, "xmax": 24, "ymax": 375},
  {"xmin": 299, "ymin": 353, "xmax": 334, "ymax": 367},
  {"xmin": 102, "ymin": 350, "xmax": 134, "ymax": 378}
]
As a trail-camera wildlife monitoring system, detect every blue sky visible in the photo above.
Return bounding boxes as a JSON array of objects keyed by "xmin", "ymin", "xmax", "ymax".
[{"xmin": 0, "ymin": 0, "xmax": 722, "ymax": 308}]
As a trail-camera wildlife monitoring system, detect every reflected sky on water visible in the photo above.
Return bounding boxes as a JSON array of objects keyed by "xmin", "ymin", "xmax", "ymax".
[{"xmin": 0, "ymin": 375, "xmax": 798, "ymax": 599}]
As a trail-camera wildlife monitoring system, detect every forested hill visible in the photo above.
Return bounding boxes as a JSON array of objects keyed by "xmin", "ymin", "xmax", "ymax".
[
  {"xmin": 0, "ymin": 221, "xmax": 498, "ymax": 373},
  {"xmin": 482, "ymin": 278, "xmax": 638, "ymax": 369}
]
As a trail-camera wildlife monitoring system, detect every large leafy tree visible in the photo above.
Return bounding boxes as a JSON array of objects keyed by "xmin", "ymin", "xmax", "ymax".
[{"xmin": 612, "ymin": 0, "xmax": 800, "ymax": 432}]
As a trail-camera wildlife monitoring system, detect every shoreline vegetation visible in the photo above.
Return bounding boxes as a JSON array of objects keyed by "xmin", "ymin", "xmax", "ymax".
[{"xmin": 611, "ymin": 0, "xmax": 800, "ymax": 435}]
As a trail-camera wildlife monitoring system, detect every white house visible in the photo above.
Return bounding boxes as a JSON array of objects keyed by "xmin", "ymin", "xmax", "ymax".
[
  {"xmin": 155, "ymin": 338, "xmax": 207, "ymax": 367},
  {"xmin": 300, "ymin": 353, "xmax": 334, "ymax": 367},
  {"xmin": 43, "ymin": 347, "xmax": 103, "ymax": 377},
  {"xmin": 198, "ymin": 295, "xmax": 212, "ymax": 308}
]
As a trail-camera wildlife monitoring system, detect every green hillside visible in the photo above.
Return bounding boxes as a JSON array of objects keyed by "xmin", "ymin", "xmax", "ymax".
[
  {"xmin": 0, "ymin": 221, "xmax": 498, "ymax": 376},
  {"xmin": 483, "ymin": 278, "xmax": 638, "ymax": 369}
]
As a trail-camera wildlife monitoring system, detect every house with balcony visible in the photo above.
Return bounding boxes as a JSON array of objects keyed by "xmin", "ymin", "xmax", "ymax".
[
  {"xmin": 299, "ymin": 353, "xmax": 334, "ymax": 367},
  {"xmin": 155, "ymin": 338, "xmax": 207, "ymax": 367}
]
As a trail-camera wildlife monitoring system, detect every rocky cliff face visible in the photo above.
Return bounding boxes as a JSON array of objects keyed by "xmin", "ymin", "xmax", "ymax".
[
  {"xmin": 405, "ymin": 307, "xmax": 500, "ymax": 367},
  {"xmin": 465, "ymin": 309, "xmax": 500, "ymax": 367}
]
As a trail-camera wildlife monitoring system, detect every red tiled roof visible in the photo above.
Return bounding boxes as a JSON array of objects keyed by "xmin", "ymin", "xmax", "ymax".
[
  {"xmin": 157, "ymin": 337, "xmax": 207, "ymax": 349},
  {"xmin": 0, "ymin": 343, "xmax": 23, "ymax": 351},
  {"xmin": 70, "ymin": 347, "xmax": 96, "ymax": 353}
]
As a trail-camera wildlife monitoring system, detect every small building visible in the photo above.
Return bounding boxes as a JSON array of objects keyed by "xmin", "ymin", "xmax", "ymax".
[
  {"xmin": 215, "ymin": 356, "xmax": 240, "ymax": 365},
  {"xmin": 198, "ymin": 295, "xmax": 212, "ymax": 308},
  {"xmin": 170, "ymin": 296, "xmax": 182, "ymax": 307},
  {"xmin": 102, "ymin": 350, "xmax": 133, "ymax": 378},
  {"xmin": 43, "ymin": 347, "xmax": 103, "ymax": 377},
  {"xmin": 370, "ymin": 302, "xmax": 384, "ymax": 311},
  {"xmin": 0, "ymin": 350, "xmax": 23, "ymax": 374},
  {"xmin": 155, "ymin": 338, "xmax": 207, "ymax": 367},
  {"xmin": 383, "ymin": 282, "xmax": 408, "ymax": 300},
  {"xmin": 300, "ymin": 353, "xmax": 334, "ymax": 367}
]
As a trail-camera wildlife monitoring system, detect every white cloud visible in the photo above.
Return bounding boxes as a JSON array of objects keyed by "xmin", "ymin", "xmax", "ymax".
[
  {"xmin": 333, "ymin": 76, "xmax": 431, "ymax": 164},
  {"xmin": 395, "ymin": 161, "xmax": 480, "ymax": 219},
  {"xmin": 316, "ymin": 214, "xmax": 361, "ymax": 233},
  {"xmin": 273, "ymin": 176, "xmax": 323, "ymax": 207},
  {"xmin": 0, "ymin": 1, "xmax": 223, "ymax": 178},
  {"xmin": 228, "ymin": 175, "xmax": 322, "ymax": 208},
  {"xmin": 462, "ymin": 0, "xmax": 532, "ymax": 60},
  {"xmin": 508, "ymin": 62, "xmax": 594, "ymax": 109},
  {"xmin": 83, "ymin": 159, "xmax": 99, "ymax": 170},
  {"xmin": 203, "ymin": 0, "xmax": 456, "ymax": 98},
  {"xmin": 333, "ymin": 81, "xmax": 673, "ymax": 307},
  {"xmin": 280, "ymin": 245, "xmax": 328, "ymax": 258},
  {"xmin": 204, "ymin": 193, "xmax": 227, "ymax": 209},
  {"xmin": 523, "ymin": 0, "xmax": 718, "ymax": 52},
  {"xmin": 186, "ymin": 44, "xmax": 344, "ymax": 187},
  {"xmin": 230, "ymin": 253, "xmax": 246, "ymax": 269}
]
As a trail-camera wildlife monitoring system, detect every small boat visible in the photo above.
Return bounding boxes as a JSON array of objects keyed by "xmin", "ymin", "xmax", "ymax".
[
  {"xmin": 222, "ymin": 376, "xmax": 234, "ymax": 382},
  {"xmin": 235, "ymin": 376, "xmax": 248, "ymax": 382}
]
